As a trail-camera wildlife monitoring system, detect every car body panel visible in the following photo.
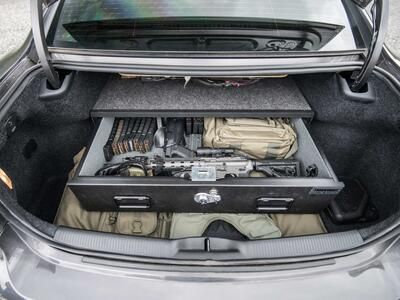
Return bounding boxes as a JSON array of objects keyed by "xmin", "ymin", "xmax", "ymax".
[{"xmin": 1, "ymin": 224, "xmax": 400, "ymax": 300}]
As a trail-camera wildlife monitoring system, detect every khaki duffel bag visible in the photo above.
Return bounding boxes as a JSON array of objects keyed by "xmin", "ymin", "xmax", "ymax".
[
  {"xmin": 203, "ymin": 118, "xmax": 298, "ymax": 159},
  {"xmin": 170, "ymin": 213, "xmax": 281, "ymax": 240},
  {"xmin": 55, "ymin": 148, "xmax": 171, "ymax": 238}
]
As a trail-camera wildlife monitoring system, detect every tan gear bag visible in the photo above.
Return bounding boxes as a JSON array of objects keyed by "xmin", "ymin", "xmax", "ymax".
[
  {"xmin": 54, "ymin": 149, "xmax": 168, "ymax": 237},
  {"xmin": 170, "ymin": 213, "xmax": 281, "ymax": 240},
  {"xmin": 203, "ymin": 118, "xmax": 298, "ymax": 159}
]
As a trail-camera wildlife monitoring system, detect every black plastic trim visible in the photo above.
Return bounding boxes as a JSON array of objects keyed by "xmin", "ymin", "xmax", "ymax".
[
  {"xmin": 39, "ymin": 71, "xmax": 75, "ymax": 101},
  {"xmin": 54, "ymin": 227, "xmax": 364, "ymax": 260},
  {"xmin": 337, "ymin": 73, "xmax": 376, "ymax": 103}
]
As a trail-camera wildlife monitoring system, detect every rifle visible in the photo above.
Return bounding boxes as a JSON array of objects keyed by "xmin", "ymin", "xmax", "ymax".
[{"xmin": 96, "ymin": 155, "xmax": 300, "ymax": 181}]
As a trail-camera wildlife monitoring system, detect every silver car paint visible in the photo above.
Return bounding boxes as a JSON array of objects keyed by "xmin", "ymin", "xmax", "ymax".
[{"xmin": 1, "ymin": 224, "xmax": 400, "ymax": 300}]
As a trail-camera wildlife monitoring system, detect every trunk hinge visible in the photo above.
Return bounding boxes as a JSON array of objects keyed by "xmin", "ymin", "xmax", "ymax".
[
  {"xmin": 43, "ymin": 0, "xmax": 58, "ymax": 5},
  {"xmin": 351, "ymin": 0, "xmax": 374, "ymax": 8},
  {"xmin": 350, "ymin": 0, "xmax": 389, "ymax": 92},
  {"xmin": 31, "ymin": 0, "xmax": 60, "ymax": 89}
]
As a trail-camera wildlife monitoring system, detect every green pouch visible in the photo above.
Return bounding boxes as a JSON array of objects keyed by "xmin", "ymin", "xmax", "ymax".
[
  {"xmin": 150, "ymin": 213, "xmax": 173, "ymax": 239},
  {"xmin": 114, "ymin": 212, "xmax": 158, "ymax": 236},
  {"xmin": 170, "ymin": 213, "xmax": 282, "ymax": 240}
]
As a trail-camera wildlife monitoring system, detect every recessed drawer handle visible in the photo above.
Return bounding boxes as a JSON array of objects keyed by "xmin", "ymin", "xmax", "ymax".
[
  {"xmin": 256, "ymin": 206, "xmax": 289, "ymax": 212},
  {"xmin": 114, "ymin": 196, "xmax": 151, "ymax": 209},
  {"xmin": 117, "ymin": 205, "xmax": 150, "ymax": 209},
  {"xmin": 256, "ymin": 197, "xmax": 294, "ymax": 211}
]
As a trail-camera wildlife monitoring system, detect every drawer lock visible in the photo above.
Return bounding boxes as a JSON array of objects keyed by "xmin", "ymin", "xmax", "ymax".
[{"xmin": 194, "ymin": 189, "xmax": 221, "ymax": 205}]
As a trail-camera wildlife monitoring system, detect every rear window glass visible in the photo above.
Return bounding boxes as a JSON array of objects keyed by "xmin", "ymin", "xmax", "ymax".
[{"xmin": 49, "ymin": 0, "xmax": 359, "ymax": 52}]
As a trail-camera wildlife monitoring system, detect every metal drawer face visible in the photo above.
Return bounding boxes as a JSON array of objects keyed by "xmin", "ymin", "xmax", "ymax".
[{"xmin": 69, "ymin": 177, "xmax": 342, "ymax": 213}]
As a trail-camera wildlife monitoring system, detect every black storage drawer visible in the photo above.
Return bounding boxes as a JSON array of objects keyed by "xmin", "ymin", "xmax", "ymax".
[
  {"xmin": 70, "ymin": 177, "xmax": 342, "ymax": 213},
  {"xmin": 68, "ymin": 117, "xmax": 344, "ymax": 213}
]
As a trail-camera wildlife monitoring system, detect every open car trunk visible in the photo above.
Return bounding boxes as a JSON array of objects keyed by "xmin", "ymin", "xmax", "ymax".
[{"xmin": 0, "ymin": 70, "xmax": 399, "ymax": 259}]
